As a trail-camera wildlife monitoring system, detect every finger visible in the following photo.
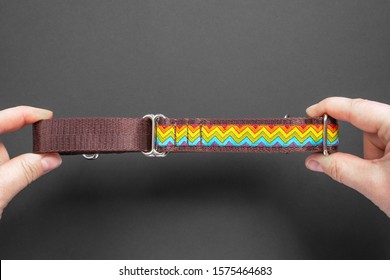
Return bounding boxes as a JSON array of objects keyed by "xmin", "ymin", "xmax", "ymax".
[
  {"xmin": 0, "ymin": 153, "xmax": 62, "ymax": 214},
  {"xmin": 305, "ymin": 152, "xmax": 383, "ymax": 203},
  {"xmin": 0, "ymin": 106, "xmax": 53, "ymax": 135},
  {"xmin": 306, "ymin": 97, "xmax": 390, "ymax": 137},
  {"xmin": 363, "ymin": 133, "xmax": 385, "ymax": 160},
  {"xmin": 0, "ymin": 142, "xmax": 10, "ymax": 165}
]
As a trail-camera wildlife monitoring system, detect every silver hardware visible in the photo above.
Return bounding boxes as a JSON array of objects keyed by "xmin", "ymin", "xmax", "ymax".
[
  {"xmin": 142, "ymin": 114, "xmax": 168, "ymax": 157},
  {"xmin": 322, "ymin": 113, "xmax": 329, "ymax": 156},
  {"xmin": 82, "ymin": 154, "xmax": 99, "ymax": 160}
]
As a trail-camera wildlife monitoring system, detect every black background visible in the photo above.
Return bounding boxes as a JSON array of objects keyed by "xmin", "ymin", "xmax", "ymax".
[{"xmin": 0, "ymin": 0, "xmax": 389, "ymax": 259}]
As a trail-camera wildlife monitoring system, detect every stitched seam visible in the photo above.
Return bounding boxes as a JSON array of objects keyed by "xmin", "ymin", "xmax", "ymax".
[
  {"xmin": 186, "ymin": 119, "xmax": 189, "ymax": 146},
  {"xmin": 199, "ymin": 120, "xmax": 203, "ymax": 147},
  {"xmin": 174, "ymin": 120, "xmax": 177, "ymax": 147}
]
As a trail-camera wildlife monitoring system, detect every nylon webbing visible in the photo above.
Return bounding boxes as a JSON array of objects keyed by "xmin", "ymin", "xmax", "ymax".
[
  {"xmin": 156, "ymin": 117, "xmax": 338, "ymax": 153},
  {"xmin": 33, "ymin": 118, "xmax": 151, "ymax": 154},
  {"xmin": 32, "ymin": 116, "xmax": 339, "ymax": 155}
]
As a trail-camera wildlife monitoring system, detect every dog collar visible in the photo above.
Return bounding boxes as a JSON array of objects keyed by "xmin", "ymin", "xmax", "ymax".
[{"xmin": 33, "ymin": 114, "xmax": 339, "ymax": 159}]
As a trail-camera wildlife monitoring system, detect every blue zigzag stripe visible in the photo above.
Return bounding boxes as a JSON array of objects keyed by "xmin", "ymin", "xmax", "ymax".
[{"xmin": 157, "ymin": 136, "xmax": 339, "ymax": 147}]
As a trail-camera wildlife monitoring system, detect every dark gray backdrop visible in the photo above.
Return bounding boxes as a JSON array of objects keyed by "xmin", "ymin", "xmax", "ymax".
[{"xmin": 1, "ymin": 0, "xmax": 389, "ymax": 259}]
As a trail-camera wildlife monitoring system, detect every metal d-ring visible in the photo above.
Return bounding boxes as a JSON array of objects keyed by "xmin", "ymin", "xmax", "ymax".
[
  {"xmin": 322, "ymin": 113, "xmax": 329, "ymax": 156},
  {"xmin": 82, "ymin": 154, "xmax": 99, "ymax": 160}
]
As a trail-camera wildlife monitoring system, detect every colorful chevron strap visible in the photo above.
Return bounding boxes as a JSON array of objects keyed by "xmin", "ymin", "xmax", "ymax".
[
  {"xmin": 32, "ymin": 114, "xmax": 339, "ymax": 157},
  {"xmin": 156, "ymin": 116, "xmax": 339, "ymax": 154}
]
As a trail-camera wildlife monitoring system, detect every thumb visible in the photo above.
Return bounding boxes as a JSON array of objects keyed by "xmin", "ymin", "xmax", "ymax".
[
  {"xmin": 0, "ymin": 153, "xmax": 62, "ymax": 215},
  {"xmin": 305, "ymin": 152, "xmax": 382, "ymax": 199}
]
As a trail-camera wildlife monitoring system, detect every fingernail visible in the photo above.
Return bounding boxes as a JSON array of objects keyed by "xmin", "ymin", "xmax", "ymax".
[
  {"xmin": 306, "ymin": 104, "xmax": 316, "ymax": 114},
  {"xmin": 41, "ymin": 154, "xmax": 62, "ymax": 173},
  {"xmin": 306, "ymin": 160, "xmax": 324, "ymax": 172},
  {"xmin": 37, "ymin": 109, "xmax": 53, "ymax": 120}
]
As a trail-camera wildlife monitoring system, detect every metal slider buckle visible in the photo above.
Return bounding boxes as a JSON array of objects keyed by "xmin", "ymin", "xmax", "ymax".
[
  {"xmin": 322, "ymin": 113, "xmax": 329, "ymax": 156},
  {"xmin": 285, "ymin": 113, "xmax": 330, "ymax": 156},
  {"xmin": 142, "ymin": 114, "xmax": 168, "ymax": 157}
]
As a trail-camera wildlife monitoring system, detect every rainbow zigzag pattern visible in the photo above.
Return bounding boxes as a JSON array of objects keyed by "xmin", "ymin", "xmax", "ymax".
[{"xmin": 156, "ymin": 124, "xmax": 339, "ymax": 148}]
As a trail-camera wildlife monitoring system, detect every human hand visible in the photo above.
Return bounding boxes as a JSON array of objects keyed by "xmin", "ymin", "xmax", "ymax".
[
  {"xmin": 305, "ymin": 97, "xmax": 390, "ymax": 217},
  {"xmin": 0, "ymin": 106, "xmax": 62, "ymax": 219}
]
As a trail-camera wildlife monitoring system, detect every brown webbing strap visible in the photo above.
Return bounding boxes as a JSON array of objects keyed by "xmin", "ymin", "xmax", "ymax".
[
  {"xmin": 32, "ymin": 116, "xmax": 339, "ymax": 155},
  {"xmin": 33, "ymin": 118, "xmax": 151, "ymax": 154}
]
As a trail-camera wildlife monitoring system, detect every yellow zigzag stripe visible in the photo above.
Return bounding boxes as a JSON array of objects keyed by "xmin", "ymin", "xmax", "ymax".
[{"xmin": 202, "ymin": 127, "xmax": 323, "ymax": 142}]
